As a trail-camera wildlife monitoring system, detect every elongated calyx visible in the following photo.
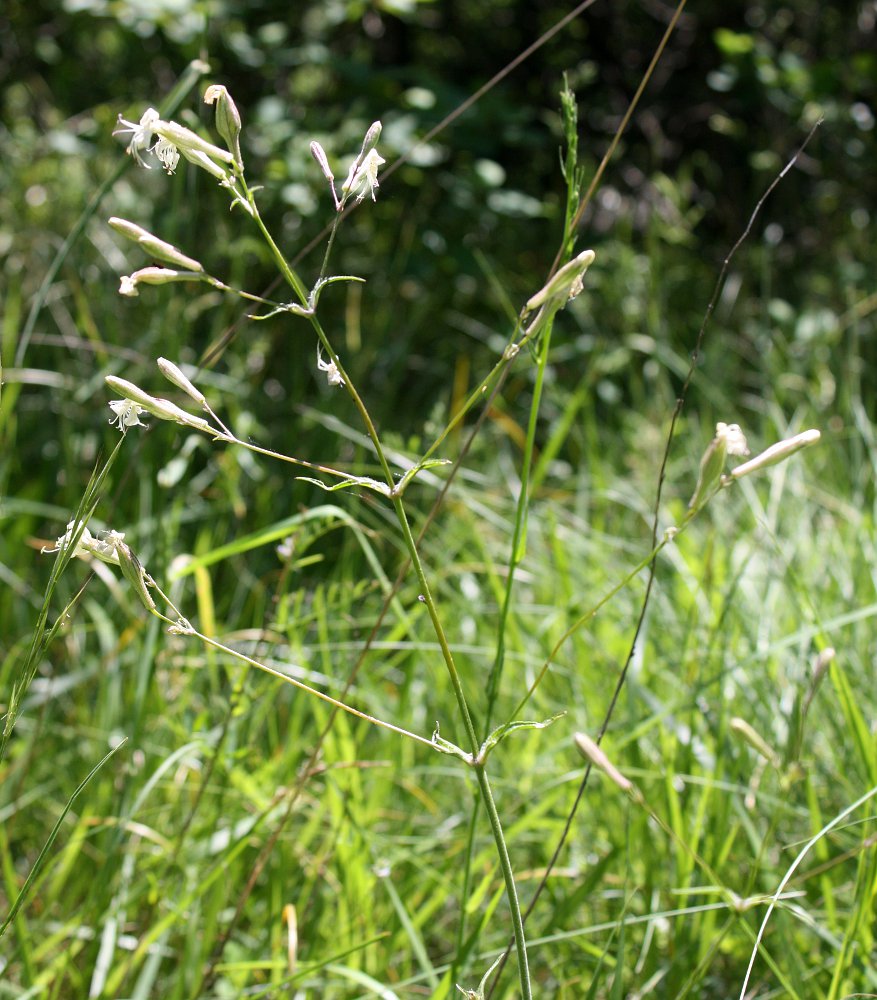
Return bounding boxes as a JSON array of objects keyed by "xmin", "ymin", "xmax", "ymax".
[
  {"xmin": 105, "ymin": 375, "xmax": 213, "ymax": 432},
  {"xmin": 526, "ymin": 250, "xmax": 596, "ymax": 313},
  {"xmin": 119, "ymin": 267, "xmax": 206, "ymax": 297},
  {"xmin": 157, "ymin": 358, "xmax": 206, "ymax": 406},
  {"xmin": 573, "ymin": 732, "xmax": 633, "ymax": 793},
  {"xmin": 109, "ymin": 218, "xmax": 203, "ymax": 272},
  {"xmin": 729, "ymin": 429, "xmax": 821, "ymax": 480},
  {"xmin": 688, "ymin": 421, "xmax": 749, "ymax": 511},
  {"xmin": 204, "ymin": 84, "xmax": 243, "ymax": 168}
]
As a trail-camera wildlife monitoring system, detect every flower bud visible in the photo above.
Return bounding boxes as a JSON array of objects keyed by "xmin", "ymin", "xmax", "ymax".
[
  {"xmin": 108, "ymin": 218, "xmax": 204, "ymax": 272},
  {"xmin": 573, "ymin": 732, "xmax": 633, "ymax": 792},
  {"xmin": 525, "ymin": 250, "xmax": 596, "ymax": 312},
  {"xmin": 811, "ymin": 646, "xmax": 835, "ymax": 687},
  {"xmin": 118, "ymin": 267, "xmax": 205, "ymax": 297},
  {"xmin": 157, "ymin": 358, "xmax": 206, "ymax": 406},
  {"xmin": 156, "ymin": 403, "xmax": 213, "ymax": 432},
  {"xmin": 358, "ymin": 121, "xmax": 382, "ymax": 159},
  {"xmin": 310, "ymin": 141, "xmax": 340, "ymax": 209},
  {"xmin": 204, "ymin": 84, "xmax": 243, "ymax": 168},
  {"xmin": 105, "ymin": 375, "xmax": 160, "ymax": 410},
  {"xmin": 729, "ymin": 429, "xmax": 821, "ymax": 480},
  {"xmin": 730, "ymin": 717, "xmax": 780, "ymax": 767},
  {"xmin": 310, "ymin": 141, "xmax": 334, "ymax": 183}
]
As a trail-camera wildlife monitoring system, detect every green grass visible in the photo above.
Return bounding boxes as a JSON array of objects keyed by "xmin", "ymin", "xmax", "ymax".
[{"xmin": 3, "ymin": 23, "xmax": 877, "ymax": 1000}]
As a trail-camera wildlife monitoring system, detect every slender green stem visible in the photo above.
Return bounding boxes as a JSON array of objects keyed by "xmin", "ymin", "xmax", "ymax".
[
  {"xmin": 216, "ymin": 432, "xmax": 374, "ymax": 485},
  {"xmin": 246, "ymin": 197, "xmax": 310, "ymax": 305},
  {"xmin": 207, "ymin": 277, "xmax": 286, "ymax": 309},
  {"xmin": 242, "ymin": 182, "xmax": 397, "ymax": 491},
  {"xmin": 484, "ymin": 313, "xmax": 555, "ymax": 733},
  {"xmin": 241, "ymin": 173, "xmax": 531, "ymax": 997},
  {"xmin": 392, "ymin": 496, "xmax": 478, "ymax": 751},
  {"xmin": 451, "ymin": 805, "xmax": 480, "ymax": 985},
  {"xmin": 453, "ymin": 310, "xmax": 556, "ymax": 985},
  {"xmin": 473, "ymin": 764, "xmax": 531, "ymax": 996},
  {"xmin": 318, "ymin": 213, "xmax": 343, "ymax": 284},
  {"xmin": 392, "ymin": 495, "xmax": 532, "ymax": 999}
]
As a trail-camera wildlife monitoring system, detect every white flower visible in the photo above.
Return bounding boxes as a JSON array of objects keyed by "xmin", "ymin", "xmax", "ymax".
[
  {"xmin": 113, "ymin": 108, "xmax": 160, "ymax": 167},
  {"xmin": 153, "ymin": 137, "xmax": 180, "ymax": 174},
  {"xmin": 41, "ymin": 520, "xmax": 94, "ymax": 558},
  {"xmin": 349, "ymin": 148, "xmax": 386, "ymax": 203},
  {"xmin": 42, "ymin": 522, "xmax": 133, "ymax": 570},
  {"xmin": 91, "ymin": 529, "xmax": 125, "ymax": 565},
  {"xmin": 317, "ymin": 346, "xmax": 345, "ymax": 386},
  {"xmin": 715, "ymin": 422, "xmax": 750, "ymax": 457},
  {"xmin": 109, "ymin": 398, "xmax": 147, "ymax": 432}
]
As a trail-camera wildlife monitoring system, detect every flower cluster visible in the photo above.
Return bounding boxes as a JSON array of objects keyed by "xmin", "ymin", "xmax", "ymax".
[
  {"xmin": 310, "ymin": 121, "xmax": 386, "ymax": 210},
  {"xmin": 113, "ymin": 106, "xmax": 236, "ymax": 179},
  {"xmin": 42, "ymin": 521, "xmax": 157, "ymax": 611},
  {"xmin": 42, "ymin": 521, "xmax": 126, "ymax": 565},
  {"xmin": 105, "ymin": 375, "xmax": 215, "ymax": 436}
]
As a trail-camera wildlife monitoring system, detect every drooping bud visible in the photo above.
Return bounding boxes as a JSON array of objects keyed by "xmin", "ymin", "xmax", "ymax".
[
  {"xmin": 811, "ymin": 646, "xmax": 835, "ymax": 688},
  {"xmin": 204, "ymin": 84, "xmax": 243, "ymax": 169},
  {"xmin": 118, "ymin": 267, "xmax": 206, "ymax": 297},
  {"xmin": 157, "ymin": 358, "xmax": 206, "ymax": 406},
  {"xmin": 310, "ymin": 141, "xmax": 334, "ymax": 183},
  {"xmin": 105, "ymin": 376, "xmax": 162, "ymax": 411},
  {"xmin": 108, "ymin": 218, "xmax": 204, "ymax": 272},
  {"xmin": 573, "ymin": 732, "xmax": 633, "ymax": 793},
  {"xmin": 729, "ymin": 429, "xmax": 821, "ymax": 480},
  {"xmin": 730, "ymin": 717, "xmax": 780, "ymax": 768}
]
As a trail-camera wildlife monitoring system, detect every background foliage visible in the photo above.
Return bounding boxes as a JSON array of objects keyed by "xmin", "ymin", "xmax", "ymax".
[{"xmin": 2, "ymin": 1, "xmax": 876, "ymax": 997}]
